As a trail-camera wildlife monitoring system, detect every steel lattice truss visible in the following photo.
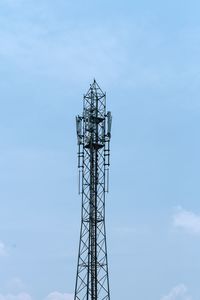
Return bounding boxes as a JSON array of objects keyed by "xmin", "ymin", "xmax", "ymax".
[{"xmin": 75, "ymin": 80, "xmax": 112, "ymax": 300}]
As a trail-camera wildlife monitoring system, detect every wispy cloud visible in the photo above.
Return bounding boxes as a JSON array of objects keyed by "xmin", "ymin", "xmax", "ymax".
[
  {"xmin": 161, "ymin": 284, "xmax": 192, "ymax": 300},
  {"xmin": 113, "ymin": 225, "xmax": 150, "ymax": 236},
  {"xmin": 5, "ymin": 278, "xmax": 26, "ymax": 293},
  {"xmin": 0, "ymin": 292, "xmax": 73, "ymax": 300},
  {"xmin": 173, "ymin": 207, "xmax": 200, "ymax": 235},
  {"xmin": 0, "ymin": 12, "xmax": 126, "ymax": 85},
  {"xmin": 0, "ymin": 293, "xmax": 32, "ymax": 300},
  {"xmin": 0, "ymin": 241, "xmax": 7, "ymax": 257},
  {"xmin": 45, "ymin": 292, "xmax": 73, "ymax": 300},
  {"xmin": 1, "ymin": 0, "xmax": 23, "ymax": 7},
  {"xmin": 0, "ymin": 1, "xmax": 167, "ymax": 88}
]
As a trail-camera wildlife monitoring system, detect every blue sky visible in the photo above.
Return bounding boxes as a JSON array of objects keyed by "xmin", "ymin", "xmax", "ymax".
[{"xmin": 0, "ymin": 0, "xmax": 200, "ymax": 299}]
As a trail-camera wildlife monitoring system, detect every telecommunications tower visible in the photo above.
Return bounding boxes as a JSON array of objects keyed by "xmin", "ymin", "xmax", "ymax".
[{"xmin": 75, "ymin": 80, "xmax": 112, "ymax": 300}]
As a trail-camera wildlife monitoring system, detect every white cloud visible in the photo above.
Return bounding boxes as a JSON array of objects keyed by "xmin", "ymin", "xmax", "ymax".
[
  {"xmin": 45, "ymin": 292, "xmax": 73, "ymax": 300},
  {"xmin": 161, "ymin": 284, "xmax": 192, "ymax": 300},
  {"xmin": 0, "ymin": 241, "xmax": 7, "ymax": 257},
  {"xmin": 173, "ymin": 207, "xmax": 200, "ymax": 235}
]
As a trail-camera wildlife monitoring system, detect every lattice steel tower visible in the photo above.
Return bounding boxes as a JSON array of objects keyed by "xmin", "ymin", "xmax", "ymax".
[{"xmin": 75, "ymin": 80, "xmax": 112, "ymax": 300}]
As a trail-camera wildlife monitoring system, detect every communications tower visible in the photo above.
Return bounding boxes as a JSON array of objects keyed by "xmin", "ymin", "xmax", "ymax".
[{"xmin": 75, "ymin": 80, "xmax": 112, "ymax": 300}]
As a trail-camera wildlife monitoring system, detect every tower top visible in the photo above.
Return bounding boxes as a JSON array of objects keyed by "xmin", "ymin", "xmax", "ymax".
[{"xmin": 84, "ymin": 79, "xmax": 105, "ymax": 99}]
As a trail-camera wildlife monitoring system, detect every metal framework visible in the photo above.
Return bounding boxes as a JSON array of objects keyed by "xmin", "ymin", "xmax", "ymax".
[{"xmin": 74, "ymin": 80, "xmax": 112, "ymax": 300}]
